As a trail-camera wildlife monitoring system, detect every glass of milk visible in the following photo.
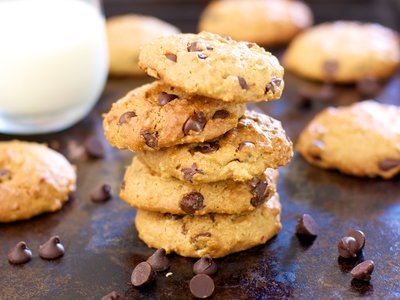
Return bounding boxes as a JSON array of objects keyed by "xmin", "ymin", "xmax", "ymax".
[{"xmin": 0, "ymin": 0, "xmax": 108, "ymax": 134}]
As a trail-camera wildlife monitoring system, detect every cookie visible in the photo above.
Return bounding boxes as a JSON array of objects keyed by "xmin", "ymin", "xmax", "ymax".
[
  {"xmin": 107, "ymin": 14, "xmax": 180, "ymax": 76},
  {"xmin": 121, "ymin": 157, "xmax": 278, "ymax": 215},
  {"xmin": 198, "ymin": 0, "xmax": 313, "ymax": 47},
  {"xmin": 135, "ymin": 192, "xmax": 282, "ymax": 258},
  {"xmin": 103, "ymin": 81, "xmax": 246, "ymax": 151},
  {"xmin": 0, "ymin": 141, "xmax": 76, "ymax": 223},
  {"xmin": 284, "ymin": 21, "xmax": 400, "ymax": 83},
  {"xmin": 138, "ymin": 111, "xmax": 293, "ymax": 183},
  {"xmin": 296, "ymin": 100, "xmax": 400, "ymax": 179},
  {"xmin": 139, "ymin": 31, "xmax": 284, "ymax": 103}
]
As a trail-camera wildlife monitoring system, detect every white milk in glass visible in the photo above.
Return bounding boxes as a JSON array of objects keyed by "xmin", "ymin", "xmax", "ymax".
[{"xmin": 0, "ymin": 0, "xmax": 108, "ymax": 134}]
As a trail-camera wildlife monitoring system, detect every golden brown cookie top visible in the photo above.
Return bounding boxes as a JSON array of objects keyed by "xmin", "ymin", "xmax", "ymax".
[
  {"xmin": 103, "ymin": 80, "xmax": 246, "ymax": 151},
  {"xmin": 0, "ymin": 140, "xmax": 76, "ymax": 222},
  {"xmin": 139, "ymin": 31, "xmax": 284, "ymax": 102}
]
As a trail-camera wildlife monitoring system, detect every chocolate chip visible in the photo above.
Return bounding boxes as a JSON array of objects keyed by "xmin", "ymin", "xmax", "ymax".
[
  {"xmin": 265, "ymin": 77, "xmax": 282, "ymax": 94},
  {"xmin": 351, "ymin": 260, "xmax": 375, "ymax": 281},
  {"xmin": 90, "ymin": 184, "xmax": 112, "ymax": 203},
  {"xmin": 357, "ymin": 77, "xmax": 380, "ymax": 98},
  {"xmin": 84, "ymin": 136, "xmax": 105, "ymax": 159},
  {"xmin": 296, "ymin": 91, "xmax": 314, "ymax": 110},
  {"xmin": 238, "ymin": 141, "xmax": 255, "ymax": 151},
  {"xmin": 212, "ymin": 110, "xmax": 230, "ymax": 119},
  {"xmin": 39, "ymin": 236, "xmax": 65, "ymax": 260},
  {"xmin": 101, "ymin": 291, "xmax": 127, "ymax": 300},
  {"xmin": 189, "ymin": 142, "xmax": 220, "ymax": 155},
  {"xmin": 238, "ymin": 76, "xmax": 248, "ymax": 90},
  {"xmin": 347, "ymin": 230, "xmax": 366, "ymax": 251},
  {"xmin": 158, "ymin": 92, "xmax": 178, "ymax": 106},
  {"xmin": 141, "ymin": 131, "xmax": 158, "ymax": 149},
  {"xmin": 165, "ymin": 53, "xmax": 177, "ymax": 62},
  {"xmin": 296, "ymin": 214, "xmax": 319, "ymax": 237},
  {"xmin": 193, "ymin": 255, "xmax": 218, "ymax": 276},
  {"xmin": 318, "ymin": 83, "xmax": 336, "ymax": 101},
  {"xmin": 323, "ymin": 60, "xmax": 339, "ymax": 76},
  {"xmin": 198, "ymin": 53, "xmax": 208, "ymax": 60},
  {"xmin": 121, "ymin": 180, "xmax": 126, "ymax": 190},
  {"xmin": 180, "ymin": 192, "xmax": 205, "ymax": 214},
  {"xmin": 338, "ymin": 236, "xmax": 359, "ymax": 258},
  {"xmin": 183, "ymin": 112, "xmax": 207, "ymax": 135},
  {"xmin": 146, "ymin": 248, "xmax": 170, "ymax": 272},
  {"xmin": 250, "ymin": 179, "xmax": 268, "ymax": 207},
  {"xmin": 118, "ymin": 111, "xmax": 136, "ymax": 125},
  {"xmin": 225, "ymin": 36, "xmax": 232, "ymax": 41},
  {"xmin": 378, "ymin": 159, "xmax": 400, "ymax": 171},
  {"xmin": 8, "ymin": 241, "xmax": 32, "ymax": 265},
  {"xmin": 187, "ymin": 42, "xmax": 202, "ymax": 52},
  {"xmin": 182, "ymin": 163, "xmax": 203, "ymax": 182},
  {"xmin": 190, "ymin": 232, "xmax": 211, "ymax": 244},
  {"xmin": 206, "ymin": 46, "xmax": 213, "ymax": 50},
  {"xmin": 189, "ymin": 274, "xmax": 215, "ymax": 299},
  {"xmin": 131, "ymin": 261, "xmax": 155, "ymax": 287},
  {"xmin": 0, "ymin": 169, "xmax": 11, "ymax": 181},
  {"xmin": 247, "ymin": 43, "xmax": 255, "ymax": 48}
]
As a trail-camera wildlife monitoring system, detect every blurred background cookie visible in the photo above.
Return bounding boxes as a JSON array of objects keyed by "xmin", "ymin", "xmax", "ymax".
[
  {"xmin": 106, "ymin": 14, "xmax": 180, "ymax": 76},
  {"xmin": 284, "ymin": 21, "xmax": 400, "ymax": 83},
  {"xmin": 198, "ymin": 0, "xmax": 313, "ymax": 47},
  {"xmin": 0, "ymin": 141, "xmax": 76, "ymax": 222}
]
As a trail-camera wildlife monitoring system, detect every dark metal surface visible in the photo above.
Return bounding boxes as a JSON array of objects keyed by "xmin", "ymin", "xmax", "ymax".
[{"xmin": 0, "ymin": 68, "xmax": 399, "ymax": 299}]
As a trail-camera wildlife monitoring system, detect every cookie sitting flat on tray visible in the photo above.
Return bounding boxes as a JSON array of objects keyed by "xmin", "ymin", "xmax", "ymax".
[
  {"xmin": 103, "ymin": 81, "xmax": 245, "ymax": 151},
  {"xmin": 121, "ymin": 157, "xmax": 278, "ymax": 215},
  {"xmin": 135, "ymin": 192, "xmax": 282, "ymax": 258},
  {"xmin": 138, "ymin": 111, "xmax": 293, "ymax": 183},
  {"xmin": 297, "ymin": 100, "xmax": 400, "ymax": 179},
  {"xmin": 284, "ymin": 21, "xmax": 400, "ymax": 83},
  {"xmin": 139, "ymin": 31, "xmax": 284, "ymax": 103},
  {"xmin": 0, "ymin": 141, "xmax": 76, "ymax": 223}
]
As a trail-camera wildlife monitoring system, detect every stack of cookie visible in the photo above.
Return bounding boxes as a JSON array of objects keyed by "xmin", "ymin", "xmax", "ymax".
[{"xmin": 103, "ymin": 32, "xmax": 293, "ymax": 258}]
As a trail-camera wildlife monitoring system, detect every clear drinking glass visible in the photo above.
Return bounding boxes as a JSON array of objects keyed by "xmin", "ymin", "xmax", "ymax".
[{"xmin": 0, "ymin": 0, "xmax": 108, "ymax": 134}]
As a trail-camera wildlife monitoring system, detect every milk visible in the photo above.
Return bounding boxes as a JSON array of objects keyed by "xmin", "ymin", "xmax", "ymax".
[{"xmin": 0, "ymin": 0, "xmax": 108, "ymax": 134}]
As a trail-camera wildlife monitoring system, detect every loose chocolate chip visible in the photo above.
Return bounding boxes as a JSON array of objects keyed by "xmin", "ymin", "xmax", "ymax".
[
  {"xmin": 296, "ymin": 91, "xmax": 314, "ymax": 110},
  {"xmin": 378, "ymin": 159, "xmax": 400, "ymax": 171},
  {"xmin": 67, "ymin": 140, "xmax": 86, "ymax": 161},
  {"xmin": 193, "ymin": 255, "xmax": 218, "ymax": 276},
  {"xmin": 238, "ymin": 76, "xmax": 248, "ymax": 90},
  {"xmin": 212, "ymin": 110, "xmax": 230, "ymax": 119},
  {"xmin": 338, "ymin": 236, "xmax": 359, "ymax": 258},
  {"xmin": 84, "ymin": 136, "xmax": 105, "ymax": 159},
  {"xmin": 101, "ymin": 291, "xmax": 127, "ymax": 300},
  {"xmin": 141, "ymin": 131, "xmax": 158, "ymax": 149},
  {"xmin": 347, "ymin": 230, "xmax": 366, "ymax": 251},
  {"xmin": 187, "ymin": 42, "xmax": 202, "ymax": 52},
  {"xmin": 180, "ymin": 192, "xmax": 205, "ymax": 214},
  {"xmin": 165, "ymin": 53, "xmax": 177, "ymax": 62},
  {"xmin": 39, "ymin": 236, "xmax": 65, "ymax": 260},
  {"xmin": 357, "ymin": 77, "xmax": 380, "ymax": 98},
  {"xmin": 189, "ymin": 142, "xmax": 220, "ymax": 155},
  {"xmin": 323, "ymin": 60, "xmax": 339, "ymax": 76},
  {"xmin": 183, "ymin": 112, "xmax": 207, "ymax": 135},
  {"xmin": 198, "ymin": 53, "xmax": 208, "ymax": 60},
  {"xmin": 250, "ymin": 179, "xmax": 268, "ymax": 207},
  {"xmin": 147, "ymin": 248, "xmax": 170, "ymax": 272},
  {"xmin": 296, "ymin": 214, "xmax": 319, "ymax": 237},
  {"xmin": 118, "ymin": 111, "xmax": 136, "ymax": 125},
  {"xmin": 238, "ymin": 141, "xmax": 255, "ymax": 151},
  {"xmin": 131, "ymin": 261, "xmax": 155, "ymax": 287},
  {"xmin": 158, "ymin": 92, "xmax": 178, "ymax": 106},
  {"xmin": 182, "ymin": 163, "xmax": 203, "ymax": 182},
  {"xmin": 351, "ymin": 260, "xmax": 375, "ymax": 281},
  {"xmin": 189, "ymin": 274, "xmax": 215, "ymax": 299},
  {"xmin": 318, "ymin": 83, "xmax": 336, "ymax": 101},
  {"xmin": 8, "ymin": 241, "xmax": 32, "ymax": 265},
  {"xmin": 90, "ymin": 184, "xmax": 112, "ymax": 203}
]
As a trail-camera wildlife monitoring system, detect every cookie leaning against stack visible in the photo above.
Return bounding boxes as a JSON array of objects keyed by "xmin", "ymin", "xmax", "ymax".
[{"xmin": 103, "ymin": 31, "xmax": 293, "ymax": 258}]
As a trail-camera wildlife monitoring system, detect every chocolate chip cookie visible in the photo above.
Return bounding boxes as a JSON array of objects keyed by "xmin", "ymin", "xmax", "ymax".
[
  {"xmin": 284, "ymin": 21, "xmax": 400, "ymax": 83},
  {"xmin": 121, "ymin": 157, "xmax": 278, "ymax": 215},
  {"xmin": 139, "ymin": 31, "xmax": 284, "ymax": 102},
  {"xmin": 103, "ymin": 81, "xmax": 246, "ymax": 151},
  {"xmin": 138, "ymin": 110, "xmax": 293, "ymax": 183},
  {"xmin": 135, "ymin": 192, "xmax": 282, "ymax": 258},
  {"xmin": 198, "ymin": 0, "xmax": 313, "ymax": 47},
  {"xmin": 297, "ymin": 100, "xmax": 400, "ymax": 179},
  {"xmin": 0, "ymin": 141, "xmax": 76, "ymax": 222}
]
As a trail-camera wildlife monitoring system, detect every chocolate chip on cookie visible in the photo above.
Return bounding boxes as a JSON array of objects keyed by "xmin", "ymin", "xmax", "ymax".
[
  {"xmin": 250, "ymin": 179, "xmax": 269, "ymax": 207},
  {"xmin": 183, "ymin": 112, "xmax": 207, "ymax": 135},
  {"xmin": 378, "ymin": 159, "xmax": 400, "ymax": 171},
  {"xmin": 265, "ymin": 77, "xmax": 282, "ymax": 94},
  {"xmin": 187, "ymin": 42, "xmax": 202, "ymax": 52},
  {"xmin": 238, "ymin": 76, "xmax": 248, "ymax": 90},
  {"xmin": 0, "ymin": 169, "xmax": 11, "ymax": 182},
  {"xmin": 212, "ymin": 110, "xmax": 230, "ymax": 119},
  {"xmin": 158, "ymin": 92, "xmax": 178, "ymax": 106},
  {"xmin": 182, "ymin": 163, "xmax": 204, "ymax": 182},
  {"xmin": 180, "ymin": 192, "xmax": 205, "ymax": 214},
  {"xmin": 238, "ymin": 141, "xmax": 255, "ymax": 151},
  {"xmin": 165, "ymin": 53, "xmax": 177, "ymax": 62},
  {"xmin": 323, "ymin": 60, "xmax": 339, "ymax": 77},
  {"xmin": 189, "ymin": 142, "xmax": 220, "ymax": 155},
  {"xmin": 118, "ymin": 111, "xmax": 136, "ymax": 125},
  {"xmin": 141, "ymin": 131, "xmax": 158, "ymax": 149}
]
